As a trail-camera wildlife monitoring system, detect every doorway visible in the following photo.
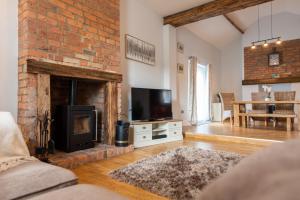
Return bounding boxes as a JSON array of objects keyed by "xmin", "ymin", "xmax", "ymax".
[{"xmin": 196, "ymin": 64, "xmax": 210, "ymax": 123}]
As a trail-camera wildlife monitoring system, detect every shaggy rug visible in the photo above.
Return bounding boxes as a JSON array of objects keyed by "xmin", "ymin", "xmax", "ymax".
[{"xmin": 109, "ymin": 147, "xmax": 244, "ymax": 200}]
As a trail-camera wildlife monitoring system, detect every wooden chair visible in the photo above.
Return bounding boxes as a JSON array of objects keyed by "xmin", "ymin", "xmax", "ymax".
[
  {"xmin": 218, "ymin": 92, "xmax": 234, "ymax": 126},
  {"xmin": 273, "ymin": 91, "xmax": 296, "ymax": 128},
  {"xmin": 248, "ymin": 92, "xmax": 268, "ymax": 126}
]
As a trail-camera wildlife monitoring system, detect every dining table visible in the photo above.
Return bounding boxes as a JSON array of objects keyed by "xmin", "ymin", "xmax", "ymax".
[{"xmin": 232, "ymin": 100, "xmax": 300, "ymax": 130}]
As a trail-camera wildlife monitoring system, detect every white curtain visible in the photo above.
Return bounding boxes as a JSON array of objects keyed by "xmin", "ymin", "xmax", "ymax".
[{"xmin": 188, "ymin": 56, "xmax": 198, "ymax": 125}]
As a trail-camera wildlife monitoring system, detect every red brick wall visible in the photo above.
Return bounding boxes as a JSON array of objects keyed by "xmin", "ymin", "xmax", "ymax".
[
  {"xmin": 18, "ymin": 0, "xmax": 120, "ymax": 144},
  {"xmin": 244, "ymin": 39, "xmax": 300, "ymax": 80}
]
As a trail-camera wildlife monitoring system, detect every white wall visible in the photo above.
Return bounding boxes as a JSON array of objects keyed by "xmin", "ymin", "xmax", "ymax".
[
  {"xmin": 0, "ymin": 0, "xmax": 18, "ymax": 119},
  {"xmin": 176, "ymin": 27, "xmax": 221, "ymax": 122},
  {"xmin": 120, "ymin": 0, "xmax": 165, "ymax": 119},
  {"xmin": 220, "ymin": 36, "xmax": 243, "ymax": 100},
  {"xmin": 163, "ymin": 25, "xmax": 181, "ymax": 119}
]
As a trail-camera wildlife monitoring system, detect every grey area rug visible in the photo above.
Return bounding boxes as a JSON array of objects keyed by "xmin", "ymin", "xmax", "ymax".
[{"xmin": 109, "ymin": 147, "xmax": 244, "ymax": 200}]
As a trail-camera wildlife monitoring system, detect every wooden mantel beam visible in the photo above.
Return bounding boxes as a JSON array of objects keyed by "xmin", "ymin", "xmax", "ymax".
[
  {"xmin": 164, "ymin": 0, "xmax": 273, "ymax": 27},
  {"xmin": 26, "ymin": 59, "xmax": 122, "ymax": 82},
  {"xmin": 223, "ymin": 14, "xmax": 244, "ymax": 34}
]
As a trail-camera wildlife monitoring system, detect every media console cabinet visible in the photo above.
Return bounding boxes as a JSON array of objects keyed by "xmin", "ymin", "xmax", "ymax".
[{"xmin": 130, "ymin": 120, "xmax": 183, "ymax": 148}]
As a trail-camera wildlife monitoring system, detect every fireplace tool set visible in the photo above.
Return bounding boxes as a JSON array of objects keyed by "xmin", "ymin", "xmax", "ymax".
[{"xmin": 35, "ymin": 110, "xmax": 54, "ymax": 162}]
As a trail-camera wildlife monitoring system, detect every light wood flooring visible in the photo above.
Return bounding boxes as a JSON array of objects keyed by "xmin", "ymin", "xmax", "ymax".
[
  {"xmin": 184, "ymin": 122, "xmax": 300, "ymax": 142},
  {"xmin": 72, "ymin": 137, "xmax": 267, "ymax": 200}
]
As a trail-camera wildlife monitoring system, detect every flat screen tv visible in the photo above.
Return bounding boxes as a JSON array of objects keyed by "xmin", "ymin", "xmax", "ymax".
[{"xmin": 131, "ymin": 88, "xmax": 172, "ymax": 121}]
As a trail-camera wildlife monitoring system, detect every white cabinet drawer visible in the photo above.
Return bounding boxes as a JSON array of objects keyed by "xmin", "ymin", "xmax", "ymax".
[
  {"xmin": 169, "ymin": 129, "xmax": 182, "ymax": 137},
  {"xmin": 135, "ymin": 133, "xmax": 152, "ymax": 142},
  {"xmin": 134, "ymin": 124, "xmax": 152, "ymax": 133},
  {"xmin": 169, "ymin": 121, "xmax": 182, "ymax": 129}
]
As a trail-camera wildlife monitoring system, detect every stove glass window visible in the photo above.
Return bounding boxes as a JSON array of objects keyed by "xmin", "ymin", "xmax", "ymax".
[{"xmin": 73, "ymin": 114, "xmax": 91, "ymax": 135}]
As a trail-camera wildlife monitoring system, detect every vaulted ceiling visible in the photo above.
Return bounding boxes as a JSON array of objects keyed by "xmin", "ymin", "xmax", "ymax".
[{"xmin": 141, "ymin": 0, "xmax": 300, "ymax": 50}]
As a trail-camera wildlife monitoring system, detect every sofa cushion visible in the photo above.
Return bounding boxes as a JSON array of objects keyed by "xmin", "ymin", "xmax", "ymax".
[
  {"xmin": 0, "ymin": 161, "xmax": 77, "ymax": 200},
  {"xmin": 0, "ymin": 112, "xmax": 30, "ymax": 159},
  {"xmin": 199, "ymin": 139, "xmax": 300, "ymax": 200},
  {"xmin": 28, "ymin": 184, "xmax": 128, "ymax": 200}
]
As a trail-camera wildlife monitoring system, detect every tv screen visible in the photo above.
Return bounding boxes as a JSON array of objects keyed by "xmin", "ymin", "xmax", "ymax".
[{"xmin": 131, "ymin": 88, "xmax": 172, "ymax": 121}]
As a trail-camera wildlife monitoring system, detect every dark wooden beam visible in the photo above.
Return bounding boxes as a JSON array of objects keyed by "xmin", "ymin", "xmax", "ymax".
[
  {"xmin": 223, "ymin": 14, "xmax": 244, "ymax": 34},
  {"xmin": 26, "ymin": 59, "xmax": 122, "ymax": 82},
  {"xmin": 242, "ymin": 77, "xmax": 300, "ymax": 85},
  {"xmin": 164, "ymin": 0, "xmax": 273, "ymax": 27}
]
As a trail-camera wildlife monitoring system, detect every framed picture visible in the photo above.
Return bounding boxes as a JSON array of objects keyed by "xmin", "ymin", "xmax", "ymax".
[
  {"xmin": 269, "ymin": 52, "xmax": 280, "ymax": 66},
  {"xmin": 125, "ymin": 34, "xmax": 155, "ymax": 66},
  {"xmin": 177, "ymin": 42, "xmax": 184, "ymax": 53},
  {"xmin": 177, "ymin": 63, "xmax": 184, "ymax": 74}
]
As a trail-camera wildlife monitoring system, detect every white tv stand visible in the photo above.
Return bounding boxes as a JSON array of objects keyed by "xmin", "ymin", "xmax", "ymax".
[{"xmin": 130, "ymin": 120, "xmax": 183, "ymax": 148}]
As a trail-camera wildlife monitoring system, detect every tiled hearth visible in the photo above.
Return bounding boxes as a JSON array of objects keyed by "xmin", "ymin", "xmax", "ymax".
[{"xmin": 49, "ymin": 144, "xmax": 134, "ymax": 169}]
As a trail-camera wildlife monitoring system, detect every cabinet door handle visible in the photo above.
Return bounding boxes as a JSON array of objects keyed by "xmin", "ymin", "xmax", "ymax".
[
  {"xmin": 143, "ymin": 136, "xmax": 146, "ymax": 139},
  {"xmin": 174, "ymin": 132, "xmax": 177, "ymax": 134},
  {"xmin": 142, "ymin": 126, "xmax": 146, "ymax": 129}
]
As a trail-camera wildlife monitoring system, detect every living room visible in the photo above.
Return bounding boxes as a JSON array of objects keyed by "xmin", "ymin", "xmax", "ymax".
[{"xmin": 1, "ymin": 0, "xmax": 300, "ymax": 199}]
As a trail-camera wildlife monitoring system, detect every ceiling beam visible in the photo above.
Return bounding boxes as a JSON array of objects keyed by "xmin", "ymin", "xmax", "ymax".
[
  {"xmin": 223, "ymin": 14, "xmax": 244, "ymax": 34},
  {"xmin": 164, "ymin": 0, "xmax": 273, "ymax": 27}
]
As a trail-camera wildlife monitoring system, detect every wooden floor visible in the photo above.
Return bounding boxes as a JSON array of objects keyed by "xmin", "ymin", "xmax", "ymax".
[
  {"xmin": 184, "ymin": 122, "xmax": 300, "ymax": 142},
  {"xmin": 72, "ymin": 138, "xmax": 266, "ymax": 200}
]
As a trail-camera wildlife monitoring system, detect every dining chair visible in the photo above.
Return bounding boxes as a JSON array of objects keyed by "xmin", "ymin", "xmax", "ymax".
[
  {"xmin": 248, "ymin": 92, "xmax": 268, "ymax": 126},
  {"xmin": 273, "ymin": 91, "xmax": 296, "ymax": 128},
  {"xmin": 218, "ymin": 92, "xmax": 235, "ymax": 126}
]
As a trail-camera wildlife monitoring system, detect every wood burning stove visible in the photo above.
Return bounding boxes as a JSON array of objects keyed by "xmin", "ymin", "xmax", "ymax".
[{"xmin": 53, "ymin": 80, "xmax": 97, "ymax": 152}]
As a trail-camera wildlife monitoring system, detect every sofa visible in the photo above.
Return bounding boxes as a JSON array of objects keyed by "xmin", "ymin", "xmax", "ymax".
[
  {"xmin": 0, "ymin": 112, "xmax": 127, "ymax": 200},
  {"xmin": 0, "ymin": 161, "xmax": 77, "ymax": 199},
  {"xmin": 0, "ymin": 160, "xmax": 127, "ymax": 200},
  {"xmin": 199, "ymin": 138, "xmax": 300, "ymax": 200},
  {"xmin": 29, "ymin": 184, "xmax": 127, "ymax": 200}
]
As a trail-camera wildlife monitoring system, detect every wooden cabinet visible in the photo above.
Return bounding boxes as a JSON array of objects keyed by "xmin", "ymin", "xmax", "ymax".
[{"xmin": 131, "ymin": 120, "xmax": 183, "ymax": 148}]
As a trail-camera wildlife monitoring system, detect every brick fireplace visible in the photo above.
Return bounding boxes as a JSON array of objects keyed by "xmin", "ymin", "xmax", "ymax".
[{"xmin": 18, "ymin": 0, "xmax": 122, "ymax": 153}]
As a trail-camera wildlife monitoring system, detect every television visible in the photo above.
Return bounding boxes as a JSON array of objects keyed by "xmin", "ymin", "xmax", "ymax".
[{"xmin": 131, "ymin": 88, "xmax": 172, "ymax": 121}]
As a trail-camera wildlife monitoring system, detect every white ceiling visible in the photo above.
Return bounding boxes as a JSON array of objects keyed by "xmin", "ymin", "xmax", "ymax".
[
  {"xmin": 228, "ymin": 0, "xmax": 300, "ymax": 32},
  {"xmin": 184, "ymin": 15, "xmax": 241, "ymax": 49},
  {"xmin": 141, "ymin": 0, "xmax": 300, "ymax": 50}
]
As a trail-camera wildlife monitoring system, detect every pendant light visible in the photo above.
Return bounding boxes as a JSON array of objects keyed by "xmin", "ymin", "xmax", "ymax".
[{"xmin": 250, "ymin": 2, "xmax": 282, "ymax": 49}]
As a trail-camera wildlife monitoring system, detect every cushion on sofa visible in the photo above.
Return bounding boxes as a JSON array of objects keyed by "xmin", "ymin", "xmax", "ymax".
[
  {"xmin": 0, "ymin": 112, "xmax": 30, "ymax": 159},
  {"xmin": 28, "ymin": 184, "xmax": 128, "ymax": 200},
  {"xmin": 0, "ymin": 161, "xmax": 77, "ymax": 200},
  {"xmin": 199, "ymin": 139, "xmax": 300, "ymax": 200}
]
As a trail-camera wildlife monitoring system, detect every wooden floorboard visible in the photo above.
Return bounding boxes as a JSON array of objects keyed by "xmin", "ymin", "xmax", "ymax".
[
  {"xmin": 184, "ymin": 122, "xmax": 300, "ymax": 141},
  {"xmin": 72, "ymin": 138, "xmax": 265, "ymax": 200}
]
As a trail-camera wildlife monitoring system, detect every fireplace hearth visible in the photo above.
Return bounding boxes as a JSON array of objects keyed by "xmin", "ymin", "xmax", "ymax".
[{"xmin": 52, "ymin": 79, "xmax": 98, "ymax": 153}]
